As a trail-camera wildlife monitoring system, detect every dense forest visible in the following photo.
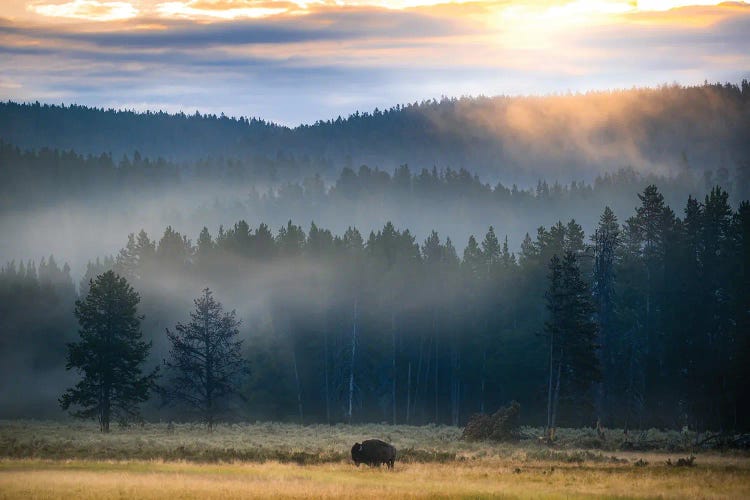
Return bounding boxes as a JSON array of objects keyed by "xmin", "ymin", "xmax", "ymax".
[
  {"xmin": 2, "ymin": 185, "xmax": 748, "ymax": 432},
  {"xmin": 2, "ymin": 81, "xmax": 749, "ymax": 182},
  {"xmin": 1, "ymin": 81, "xmax": 749, "ymax": 432},
  {"xmin": 2, "ymin": 139, "xmax": 746, "ymax": 211},
  {"xmin": 2, "ymin": 137, "xmax": 747, "ymax": 284}
]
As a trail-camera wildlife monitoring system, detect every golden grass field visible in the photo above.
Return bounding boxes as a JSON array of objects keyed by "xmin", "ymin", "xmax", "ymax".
[{"xmin": 1, "ymin": 421, "xmax": 749, "ymax": 499}]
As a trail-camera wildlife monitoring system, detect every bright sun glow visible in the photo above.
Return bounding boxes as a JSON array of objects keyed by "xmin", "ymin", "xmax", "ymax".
[
  {"xmin": 23, "ymin": 0, "xmax": 750, "ymax": 23},
  {"xmin": 637, "ymin": 0, "xmax": 729, "ymax": 10},
  {"xmin": 155, "ymin": 1, "xmax": 290, "ymax": 19},
  {"xmin": 29, "ymin": 0, "xmax": 139, "ymax": 20}
]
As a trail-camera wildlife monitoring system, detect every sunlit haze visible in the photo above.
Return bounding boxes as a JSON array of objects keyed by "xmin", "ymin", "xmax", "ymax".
[{"xmin": 0, "ymin": 0, "xmax": 747, "ymax": 123}]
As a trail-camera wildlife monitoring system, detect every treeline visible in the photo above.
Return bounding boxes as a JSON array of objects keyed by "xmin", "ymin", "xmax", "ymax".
[
  {"xmin": 0, "ymin": 257, "xmax": 77, "ymax": 373},
  {"xmin": 2, "ymin": 185, "xmax": 748, "ymax": 430},
  {"xmin": 2, "ymin": 139, "xmax": 746, "ymax": 213},
  {"xmin": 2, "ymin": 81, "xmax": 749, "ymax": 180}
]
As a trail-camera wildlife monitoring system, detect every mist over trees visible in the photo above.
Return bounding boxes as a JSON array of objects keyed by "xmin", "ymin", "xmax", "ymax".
[
  {"xmin": 2, "ymin": 137, "xmax": 747, "ymax": 287},
  {"xmin": 1, "ymin": 81, "xmax": 749, "ymax": 432},
  {"xmin": 2, "ymin": 81, "xmax": 749, "ymax": 183},
  {"xmin": 2, "ymin": 185, "xmax": 748, "ymax": 432}
]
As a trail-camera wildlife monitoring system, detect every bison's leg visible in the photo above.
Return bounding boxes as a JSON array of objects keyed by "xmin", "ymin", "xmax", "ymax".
[{"xmin": 388, "ymin": 459, "xmax": 394, "ymax": 469}]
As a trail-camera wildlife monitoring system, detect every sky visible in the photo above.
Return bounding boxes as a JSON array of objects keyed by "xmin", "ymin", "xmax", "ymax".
[{"xmin": 0, "ymin": 0, "xmax": 749, "ymax": 124}]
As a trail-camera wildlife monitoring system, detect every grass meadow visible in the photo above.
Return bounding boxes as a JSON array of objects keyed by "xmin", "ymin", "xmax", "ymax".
[{"xmin": 1, "ymin": 421, "xmax": 749, "ymax": 498}]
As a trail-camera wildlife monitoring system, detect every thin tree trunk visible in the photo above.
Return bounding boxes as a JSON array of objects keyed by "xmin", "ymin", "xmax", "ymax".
[
  {"xmin": 323, "ymin": 313, "xmax": 330, "ymax": 425},
  {"xmin": 413, "ymin": 334, "xmax": 425, "ymax": 421},
  {"xmin": 546, "ymin": 328, "xmax": 555, "ymax": 434},
  {"xmin": 423, "ymin": 335, "xmax": 433, "ymax": 421},
  {"xmin": 205, "ymin": 309, "xmax": 213, "ymax": 431},
  {"xmin": 292, "ymin": 347, "xmax": 303, "ymax": 424},
  {"xmin": 595, "ymin": 297, "xmax": 606, "ymax": 424},
  {"xmin": 451, "ymin": 346, "xmax": 460, "ymax": 426},
  {"xmin": 101, "ymin": 391, "xmax": 110, "ymax": 433},
  {"xmin": 480, "ymin": 318, "xmax": 488, "ymax": 414},
  {"xmin": 550, "ymin": 349, "xmax": 564, "ymax": 439},
  {"xmin": 434, "ymin": 310, "xmax": 439, "ymax": 424},
  {"xmin": 392, "ymin": 310, "xmax": 397, "ymax": 425},
  {"xmin": 347, "ymin": 297, "xmax": 358, "ymax": 424},
  {"xmin": 480, "ymin": 345, "xmax": 485, "ymax": 414},
  {"xmin": 406, "ymin": 362, "xmax": 412, "ymax": 424}
]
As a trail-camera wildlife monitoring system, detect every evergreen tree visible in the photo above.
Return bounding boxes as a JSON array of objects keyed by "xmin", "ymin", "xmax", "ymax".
[
  {"xmin": 629, "ymin": 184, "xmax": 677, "ymax": 425},
  {"xmin": 481, "ymin": 226, "xmax": 501, "ymax": 268},
  {"xmin": 732, "ymin": 202, "xmax": 750, "ymax": 429},
  {"xmin": 700, "ymin": 186, "xmax": 734, "ymax": 428},
  {"xmin": 544, "ymin": 252, "xmax": 600, "ymax": 437},
  {"xmin": 592, "ymin": 207, "xmax": 620, "ymax": 421},
  {"xmin": 195, "ymin": 227, "xmax": 215, "ymax": 272},
  {"xmin": 115, "ymin": 230, "xmax": 155, "ymax": 280},
  {"xmin": 277, "ymin": 220, "xmax": 306, "ymax": 257},
  {"xmin": 164, "ymin": 288, "xmax": 247, "ymax": 429},
  {"xmin": 60, "ymin": 271, "xmax": 158, "ymax": 432},
  {"xmin": 156, "ymin": 226, "xmax": 193, "ymax": 267}
]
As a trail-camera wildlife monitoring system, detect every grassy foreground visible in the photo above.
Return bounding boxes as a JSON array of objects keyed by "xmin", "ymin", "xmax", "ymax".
[
  {"xmin": 2, "ymin": 457, "xmax": 750, "ymax": 499},
  {"xmin": 1, "ymin": 421, "xmax": 749, "ymax": 498}
]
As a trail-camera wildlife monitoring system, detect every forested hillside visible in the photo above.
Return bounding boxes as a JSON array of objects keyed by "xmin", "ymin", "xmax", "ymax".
[
  {"xmin": 2, "ymin": 186, "xmax": 748, "ymax": 432},
  {"xmin": 4, "ymin": 137, "xmax": 743, "ymax": 282},
  {"xmin": 1, "ymin": 82, "xmax": 749, "ymax": 432},
  {"xmin": 2, "ymin": 82, "xmax": 749, "ymax": 182}
]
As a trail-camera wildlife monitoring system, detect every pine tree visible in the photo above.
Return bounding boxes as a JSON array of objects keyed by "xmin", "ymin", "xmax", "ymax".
[
  {"xmin": 60, "ymin": 271, "xmax": 158, "ymax": 432},
  {"xmin": 277, "ymin": 220, "xmax": 306, "ymax": 257},
  {"xmin": 545, "ymin": 252, "xmax": 600, "ymax": 437},
  {"xmin": 195, "ymin": 227, "xmax": 215, "ymax": 271},
  {"xmin": 156, "ymin": 226, "xmax": 193, "ymax": 267},
  {"xmin": 700, "ymin": 186, "xmax": 734, "ymax": 428},
  {"xmin": 629, "ymin": 184, "xmax": 676, "ymax": 425},
  {"xmin": 115, "ymin": 230, "xmax": 155, "ymax": 280},
  {"xmin": 164, "ymin": 288, "xmax": 247, "ymax": 429},
  {"xmin": 732, "ymin": 202, "xmax": 750, "ymax": 429},
  {"xmin": 481, "ymin": 226, "xmax": 501, "ymax": 268},
  {"xmin": 592, "ymin": 207, "xmax": 620, "ymax": 421}
]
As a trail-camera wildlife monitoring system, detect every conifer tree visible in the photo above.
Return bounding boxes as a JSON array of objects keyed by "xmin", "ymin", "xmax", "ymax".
[
  {"xmin": 60, "ymin": 271, "xmax": 158, "ymax": 432},
  {"xmin": 592, "ymin": 207, "xmax": 620, "ymax": 420},
  {"xmin": 164, "ymin": 288, "xmax": 247, "ymax": 429},
  {"xmin": 545, "ymin": 252, "xmax": 600, "ymax": 438}
]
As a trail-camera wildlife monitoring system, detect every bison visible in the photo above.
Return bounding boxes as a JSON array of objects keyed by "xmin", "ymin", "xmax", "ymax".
[{"xmin": 351, "ymin": 439, "xmax": 396, "ymax": 469}]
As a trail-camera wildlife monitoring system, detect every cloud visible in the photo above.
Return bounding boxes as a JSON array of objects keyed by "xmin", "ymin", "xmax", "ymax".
[
  {"xmin": 2, "ymin": 6, "xmax": 470, "ymax": 45},
  {"xmin": 28, "ymin": 0, "xmax": 139, "ymax": 20},
  {"xmin": 155, "ymin": 0, "xmax": 292, "ymax": 19},
  {"xmin": 569, "ymin": 3, "xmax": 750, "ymax": 50},
  {"xmin": 1, "ymin": 2, "xmax": 749, "ymax": 124}
]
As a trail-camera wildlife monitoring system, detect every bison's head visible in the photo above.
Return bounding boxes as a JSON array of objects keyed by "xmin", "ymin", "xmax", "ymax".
[{"xmin": 351, "ymin": 442, "xmax": 363, "ymax": 465}]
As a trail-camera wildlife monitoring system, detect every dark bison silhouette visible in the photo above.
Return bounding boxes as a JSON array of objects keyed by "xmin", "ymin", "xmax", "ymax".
[{"xmin": 351, "ymin": 439, "xmax": 396, "ymax": 468}]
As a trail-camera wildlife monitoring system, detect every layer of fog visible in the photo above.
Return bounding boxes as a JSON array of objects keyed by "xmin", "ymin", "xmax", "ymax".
[
  {"xmin": 0, "ymin": 176, "xmax": 711, "ymax": 281},
  {"xmin": 1, "ymin": 167, "xmax": 745, "ymax": 419},
  {"xmin": 3, "ymin": 84, "xmax": 748, "ymax": 187}
]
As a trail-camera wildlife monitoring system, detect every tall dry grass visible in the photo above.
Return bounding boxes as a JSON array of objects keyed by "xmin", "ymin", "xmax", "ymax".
[
  {"xmin": 1, "ymin": 458, "xmax": 749, "ymax": 499},
  {"xmin": 1, "ymin": 421, "xmax": 749, "ymax": 499}
]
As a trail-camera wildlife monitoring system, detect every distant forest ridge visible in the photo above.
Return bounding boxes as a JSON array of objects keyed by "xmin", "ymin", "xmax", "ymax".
[
  {"xmin": 2, "ymin": 138, "xmax": 747, "ymax": 212},
  {"xmin": 2, "ymin": 81, "xmax": 749, "ymax": 182}
]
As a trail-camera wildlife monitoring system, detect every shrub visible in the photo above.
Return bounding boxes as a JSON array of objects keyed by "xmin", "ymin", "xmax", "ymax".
[{"xmin": 462, "ymin": 401, "xmax": 521, "ymax": 442}]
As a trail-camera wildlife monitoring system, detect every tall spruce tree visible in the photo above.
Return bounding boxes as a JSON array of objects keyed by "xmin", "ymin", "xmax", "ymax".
[
  {"xmin": 164, "ymin": 288, "xmax": 247, "ymax": 429},
  {"xmin": 733, "ymin": 202, "xmax": 750, "ymax": 429},
  {"xmin": 545, "ymin": 252, "xmax": 600, "ymax": 438},
  {"xmin": 592, "ymin": 207, "xmax": 620, "ymax": 422},
  {"xmin": 60, "ymin": 271, "xmax": 158, "ymax": 432}
]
